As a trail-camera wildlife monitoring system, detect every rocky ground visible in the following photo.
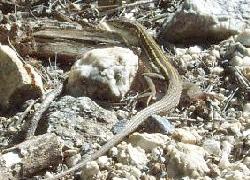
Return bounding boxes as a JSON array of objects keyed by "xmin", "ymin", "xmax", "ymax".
[{"xmin": 0, "ymin": 0, "xmax": 249, "ymax": 179}]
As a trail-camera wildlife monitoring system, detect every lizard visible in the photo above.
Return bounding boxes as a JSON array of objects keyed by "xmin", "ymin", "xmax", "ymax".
[{"xmin": 45, "ymin": 19, "xmax": 182, "ymax": 180}]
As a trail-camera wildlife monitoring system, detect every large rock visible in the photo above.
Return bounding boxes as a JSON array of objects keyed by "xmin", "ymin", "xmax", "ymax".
[
  {"xmin": 0, "ymin": 44, "xmax": 43, "ymax": 110},
  {"xmin": 45, "ymin": 96, "xmax": 117, "ymax": 148},
  {"xmin": 66, "ymin": 47, "xmax": 138, "ymax": 101},
  {"xmin": 160, "ymin": 0, "xmax": 250, "ymax": 44}
]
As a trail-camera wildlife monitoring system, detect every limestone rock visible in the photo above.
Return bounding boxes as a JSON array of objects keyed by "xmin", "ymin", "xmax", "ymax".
[
  {"xmin": 0, "ymin": 44, "xmax": 43, "ymax": 109},
  {"xmin": 65, "ymin": 154, "xmax": 81, "ymax": 167},
  {"xmin": 161, "ymin": 0, "xmax": 250, "ymax": 43},
  {"xmin": 112, "ymin": 164, "xmax": 142, "ymax": 180},
  {"xmin": 129, "ymin": 132, "xmax": 170, "ymax": 152},
  {"xmin": 80, "ymin": 161, "xmax": 100, "ymax": 180},
  {"xmin": 97, "ymin": 156, "xmax": 110, "ymax": 169},
  {"xmin": 202, "ymin": 139, "xmax": 221, "ymax": 156},
  {"xmin": 172, "ymin": 128, "xmax": 202, "ymax": 144},
  {"xmin": 221, "ymin": 163, "xmax": 250, "ymax": 179},
  {"xmin": 166, "ymin": 142, "xmax": 210, "ymax": 178},
  {"xmin": 66, "ymin": 47, "xmax": 138, "ymax": 101},
  {"xmin": 219, "ymin": 141, "xmax": 233, "ymax": 169},
  {"xmin": 117, "ymin": 142, "xmax": 148, "ymax": 169},
  {"xmin": 243, "ymin": 103, "xmax": 250, "ymax": 119}
]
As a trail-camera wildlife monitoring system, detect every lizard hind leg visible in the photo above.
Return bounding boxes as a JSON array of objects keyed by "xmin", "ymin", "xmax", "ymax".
[{"xmin": 138, "ymin": 72, "xmax": 166, "ymax": 106}]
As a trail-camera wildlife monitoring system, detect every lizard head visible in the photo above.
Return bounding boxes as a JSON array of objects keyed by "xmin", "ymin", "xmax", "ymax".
[{"xmin": 104, "ymin": 19, "xmax": 140, "ymax": 47}]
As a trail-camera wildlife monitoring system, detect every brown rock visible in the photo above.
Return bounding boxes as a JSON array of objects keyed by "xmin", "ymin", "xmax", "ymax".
[{"xmin": 0, "ymin": 44, "xmax": 43, "ymax": 110}]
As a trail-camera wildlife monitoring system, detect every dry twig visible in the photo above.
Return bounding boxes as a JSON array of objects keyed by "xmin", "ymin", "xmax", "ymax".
[{"xmin": 25, "ymin": 84, "xmax": 63, "ymax": 139}]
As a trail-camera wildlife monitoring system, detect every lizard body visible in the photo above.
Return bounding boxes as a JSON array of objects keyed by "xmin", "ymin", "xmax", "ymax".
[{"xmin": 47, "ymin": 19, "xmax": 182, "ymax": 179}]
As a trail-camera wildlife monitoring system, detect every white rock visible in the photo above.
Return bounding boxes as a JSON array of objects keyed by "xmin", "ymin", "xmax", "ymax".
[
  {"xmin": 235, "ymin": 29, "xmax": 250, "ymax": 47},
  {"xmin": 65, "ymin": 153, "xmax": 81, "ymax": 167},
  {"xmin": 80, "ymin": 161, "xmax": 100, "ymax": 179},
  {"xmin": 109, "ymin": 147, "xmax": 118, "ymax": 157},
  {"xmin": 127, "ymin": 144, "xmax": 147, "ymax": 169},
  {"xmin": 188, "ymin": 46, "xmax": 202, "ymax": 54},
  {"xmin": 44, "ymin": 172, "xmax": 54, "ymax": 178},
  {"xmin": 230, "ymin": 56, "xmax": 244, "ymax": 66},
  {"xmin": 129, "ymin": 132, "xmax": 170, "ymax": 152},
  {"xmin": 166, "ymin": 142, "xmax": 209, "ymax": 178},
  {"xmin": 181, "ymin": 54, "xmax": 193, "ymax": 62},
  {"xmin": 242, "ymin": 56, "xmax": 250, "ymax": 66},
  {"xmin": 231, "ymin": 55, "xmax": 250, "ymax": 67},
  {"xmin": 219, "ymin": 141, "xmax": 233, "ymax": 169},
  {"xmin": 210, "ymin": 49, "xmax": 220, "ymax": 59},
  {"xmin": 210, "ymin": 67, "xmax": 224, "ymax": 75},
  {"xmin": 66, "ymin": 47, "xmax": 138, "ymax": 100},
  {"xmin": 221, "ymin": 163, "xmax": 250, "ymax": 179},
  {"xmin": 112, "ymin": 178, "xmax": 127, "ymax": 180},
  {"xmin": 97, "ymin": 156, "xmax": 110, "ymax": 168},
  {"xmin": 203, "ymin": 139, "xmax": 221, "ymax": 156},
  {"xmin": 117, "ymin": 142, "xmax": 148, "ymax": 169},
  {"xmin": 243, "ymin": 129, "xmax": 250, "ymax": 138},
  {"xmin": 175, "ymin": 48, "xmax": 187, "ymax": 56},
  {"xmin": 129, "ymin": 166, "xmax": 142, "ymax": 179},
  {"xmin": 0, "ymin": 152, "xmax": 21, "ymax": 167},
  {"xmin": 191, "ymin": 53, "xmax": 200, "ymax": 60},
  {"xmin": 172, "ymin": 128, "xmax": 202, "ymax": 144},
  {"xmin": 243, "ymin": 157, "xmax": 250, "ymax": 168},
  {"xmin": 230, "ymin": 122, "xmax": 242, "ymax": 136},
  {"xmin": 151, "ymin": 147, "xmax": 164, "ymax": 161},
  {"xmin": 141, "ymin": 175, "xmax": 156, "ymax": 180},
  {"xmin": 113, "ymin": 164, "xmax": 142, "ymax": 179},
  {"xmin": 0, "ymin": 44, "xmax": 43, "ymax": 109},
  {"xmin": 246, "ymin": 48, "xmax": 250, "ymax": 56}
]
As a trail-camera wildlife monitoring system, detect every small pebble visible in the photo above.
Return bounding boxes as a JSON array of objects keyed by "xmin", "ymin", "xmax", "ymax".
[
  {"xmin": 230, "ymin": 56, "xmax": 244, "ymax": 66},
  {"xmin": 181, "ymin": 54, "xmax": 193, "ymax": 62},
  {"xmin": 243, "ymin": 157, "xmax": 250, "ymax": 167},
  {"xmin": 203, "ymin": 139, "xmax": 221, "ymax": 156},
  {"xmin": 172, "ymin": 128, "xmax": 201, "ymax": 144},
  {"xmin": 80, "ymin": 161, "xmax": 100, "ymax": 179},
  {"xmin": 151, "ymin": 147, "xmax": 163, "ymax": 161},
  {"xmin": 210, "ymin": 49, "xmax": 220, "ymax": 59},
  {"xmin": 109, "ymin": 147, "xmax": 118, "ymax": 157},
  {"xmin": 65, "ymin": 153, "xmax": 81, "ymax": 167},
  {"xmin": 97, "ymin": 156, "xmax": 110, "ymax": 168},
  {"xmin": 130, "ymin": 166, "xmax": 142, "ymax": 179},
  {"xmin": 242, "ymin": 56, "xmax": 250, "ymax": 66},
  {"xmin": 175, "ymin": 48, "xmax": 187, "ymax": 56},
  {"xmin": 210, "ymin": 67, "xmax": 224, "ymax": 75},
  {"xmin": 188, "ymin": 46, "xmax": 202, "ymax": 54},
  {"xmin": 151, "ymin": 163, "xmax": 165, "ymax": 175}
]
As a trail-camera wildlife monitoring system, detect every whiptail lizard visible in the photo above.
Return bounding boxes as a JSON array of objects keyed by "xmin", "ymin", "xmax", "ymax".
[{"xmin": 46, "ymin": 19, "xmax": 182, "ymax": 180}]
